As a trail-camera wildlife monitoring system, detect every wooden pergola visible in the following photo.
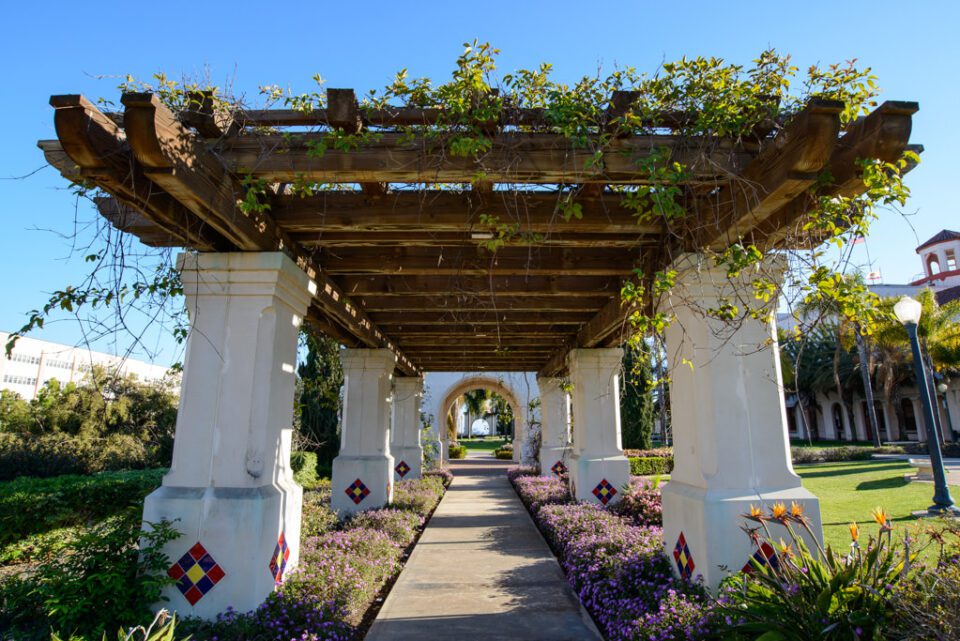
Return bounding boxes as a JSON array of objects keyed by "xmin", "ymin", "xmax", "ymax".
[{"xmin": 40, "ymin": 89, "xmax": 918, "ymax": 376}]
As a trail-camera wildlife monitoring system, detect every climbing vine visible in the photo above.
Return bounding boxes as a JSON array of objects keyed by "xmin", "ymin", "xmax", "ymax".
[{"xmin": 12, "ymin": 42, "xmax": 919, "ymax": 359}]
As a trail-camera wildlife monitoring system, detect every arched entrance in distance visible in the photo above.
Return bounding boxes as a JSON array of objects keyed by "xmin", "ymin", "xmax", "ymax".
[{"xmin": 424, "ymin": 372, "xmax": 538, "ymax": 464}]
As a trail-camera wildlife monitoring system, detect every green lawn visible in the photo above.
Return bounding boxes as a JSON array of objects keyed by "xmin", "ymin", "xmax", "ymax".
[
  {"xmin": 797, "ymin": 459, "xmax": 959, "ymax": 552},
  {"xmin": 458, "ymin": 437, "xmax": 509, "ymax": 452}
]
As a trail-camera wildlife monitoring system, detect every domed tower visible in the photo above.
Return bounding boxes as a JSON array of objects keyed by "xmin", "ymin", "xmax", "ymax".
[{"xmin": 912, "ymin": 230, "xmax": 960, "ymax": 303}]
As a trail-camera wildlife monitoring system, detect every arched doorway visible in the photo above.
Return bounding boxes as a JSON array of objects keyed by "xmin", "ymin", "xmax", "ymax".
[{"xmin": 430, "ymin": 374, "xmax": 534, "ymax": 464}]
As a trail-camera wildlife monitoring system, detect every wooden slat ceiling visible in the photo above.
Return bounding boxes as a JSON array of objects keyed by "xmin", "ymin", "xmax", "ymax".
[{"xmin": 40, "ymin": 89, "xmax": 919, "ymax": 376}]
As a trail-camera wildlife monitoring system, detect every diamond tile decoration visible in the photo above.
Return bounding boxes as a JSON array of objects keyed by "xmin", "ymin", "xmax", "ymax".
[
  {"xmin": 395, "ymin": 460, "xmax": 411, "ymax": 478},
  {"xmin": 550, "ymin": 460, "xmax": 567, "ymax": 477},
  {"xmin": 741, "ymin": 542, "xmax": 779, "ymax": 574},
  {"xmin": 673, "ymin": 532, "xmax": 695, "ymax": 579},
  {"xmin": 592, "ymin": 478, "xmax": 617, "ymax": 505},
  {"xmin": 167, "ymin": 542, "xmax": 225, "ymax": 606},
  {"xmin": 346, "ymin": 478, "xmax": 371, "ymax": 505},
  {"xmin": 269, "ymin": 532, "xmax": 291, "ymax": 583}
]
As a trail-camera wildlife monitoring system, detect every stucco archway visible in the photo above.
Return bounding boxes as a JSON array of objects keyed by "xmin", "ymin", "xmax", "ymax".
[{"xmin": 428, "ymin": 373, "xmax": 537, "ymax": 465}]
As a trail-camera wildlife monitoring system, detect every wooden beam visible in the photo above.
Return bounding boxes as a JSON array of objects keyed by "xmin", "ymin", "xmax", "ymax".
[
  {"xmin": 359, "ymin": 295, "xmax": 611, "ymax": 312},
  {"xmin": 371, "ymin": 310, "xmax": 593, "ymax": 325},
  {"xmin": 319, "ymin": 246, "xmax": 640, "ymax": 276},
  {"xmin": 271, "ymin": 191, "xmax": 663, "ymax": 234},
  {"xmin": 293, "ymin": 230, "xmax": 649, "ymax": 248},
  {"xmin": 222, "ymin": 132, "xmax": 752, "ymax": 184},
  {"xmin": 181, "ymin": 90, "xmax": 238, "ymax": 139},
  {"xmin": 47, "ymin": 96, "xmax": 228, "ymax": 251},
  {"xmin": 695, "ymin": 99, "xmax": 844, "ymax": 250},
  {"xmin": 338, "ymin": 274, "xmax": 622, "ymax": 296},
  {"xmin": 116, "ymin": 92, "xmax": 418, "ymax": 374},
  {"xmin": 753, "ymin": 101, "xmax": 918, "ymax": 247}
]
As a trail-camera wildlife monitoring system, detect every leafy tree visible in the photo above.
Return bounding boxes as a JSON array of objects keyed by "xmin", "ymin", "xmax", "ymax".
[
  {"xmin": 621, "ymin": 342, "xmax": 656, "ymax": 449},
  {"xmin": 296, "ymin": 330, "xmax": 343, "ymax": 471},
  {"xmin": 489, "ymin": 392, "xmax": 514, "ymax": 438},
  {"xmin": 461, "ymin": 388, "xmax": 490, "ymax": 437},
  {"xmin": 0, "ymin": 390, "xmax": 32, "ymax": 433}
]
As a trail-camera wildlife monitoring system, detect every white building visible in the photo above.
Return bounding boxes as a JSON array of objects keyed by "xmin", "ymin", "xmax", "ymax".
[
  {"xmin": 782, "ymin": 229, "xmax": 960, "ymax": 443},
  {"xmin": 0, "ymin": 331, "xmax": 178, "ymax": 400}
]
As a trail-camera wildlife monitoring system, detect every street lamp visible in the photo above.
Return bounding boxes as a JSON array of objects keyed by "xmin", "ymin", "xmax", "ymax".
[
  {"xmin": 937, "ymin": 381, "xmax": 956, "ymax": 442},
  {"xmin": 894, "ymin": 296, "xmax": 959, "ymax": 514}
]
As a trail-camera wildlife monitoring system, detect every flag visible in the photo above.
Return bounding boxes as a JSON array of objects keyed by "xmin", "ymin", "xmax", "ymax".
[
  {"xmin": 867, "ymin": 271, "xmax": 881, "ymax": 281},
  {"xmin": 851, "ymin": 237, "xmax": 865, "ymax": 246}
]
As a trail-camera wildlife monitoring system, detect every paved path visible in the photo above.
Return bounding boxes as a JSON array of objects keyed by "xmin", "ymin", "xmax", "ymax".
[{"xmin": 365, "ymin": 452, "xmax": 601, "ymax": 641}]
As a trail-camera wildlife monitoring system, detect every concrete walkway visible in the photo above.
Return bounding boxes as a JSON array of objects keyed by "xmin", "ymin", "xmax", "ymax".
[{"xmin": 365, "ymin": 452, "xmax": 602, "ymax": 641}]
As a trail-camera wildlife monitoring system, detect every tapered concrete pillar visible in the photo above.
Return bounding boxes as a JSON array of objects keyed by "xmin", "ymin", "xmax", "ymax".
[
  {"xmin": 142, "ymin": 252, "xmax": 314, "ymax": 619},
  {"xmin": 391, "ymin": 377, "xmax": 424, "ymax": 480},
  {"xmin": 538, "ymin": 376, "xmax": 571, "ymax": 477},
  {"xmin": 567, "ymin": 348, "xmax": 630, "ymax": 504},
  {"xmin": 331, "ymin": 348, "xmax": 396, "ymax": 516},
  {"xmin": 661, "ymin": 255, "xmax": 822, "ymax": 590}
]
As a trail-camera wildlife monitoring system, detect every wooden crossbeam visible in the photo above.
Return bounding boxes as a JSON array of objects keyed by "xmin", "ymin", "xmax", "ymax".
[
  {"xmin": 752, "ymin": 101, "xmax": 919, "ymax": 247},
  {"xmin": 222, "ymin": 132, "xmax": 751, "ymax": 184},
  {"xmin": 371, "ymin": 310, "xmax": 592, "ymax": 324},
  {"xmin": 271, "ymin": 191, "xmax": 662, "ymax": 234},
  {"xmin": 359, "ymin": 295, "xmax": 610, "ymax": 312},
  {"xmin": 293, "ymin": 231, "xmax": 650, "ymax": 248},
  {"xmin": 68, "ymin": 91, "xmax": 417, "ymax": 375},
  {"xmin": 337, "ymin": 275, "xmax": 622, "ymax": 296},
  {"xmin": 319, "ymin": 246, "xmax": 640, "ymax": 276},
  {"xmin": 695, "ymin": 99, "xmax": 844, "ymax": 250},
  {"xmin": 46, "ymin": 96, "xmax": 228, "ymax": 251}
]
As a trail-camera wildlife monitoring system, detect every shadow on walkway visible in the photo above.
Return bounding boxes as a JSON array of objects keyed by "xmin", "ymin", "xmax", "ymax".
[{"xmin": 364, "ymin": 452, "xmax": 601, "ymax": 641}]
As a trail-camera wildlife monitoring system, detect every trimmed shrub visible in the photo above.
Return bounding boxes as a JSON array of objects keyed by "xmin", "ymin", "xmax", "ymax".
[
  {"xmin": 347, "ymin": 508, "xmax": 423, "ymax": 546},
  {"xmin": 790, "ymin": 444, "xmax": 905, "ymax": 465},
  {"xmin": 0, "ymin": 469, "xmax": 164, "ymax": 546},
  {"xmin": 423, "ymin": 468, "xmax": 454, "ymax": 487},
  {"xmin": 629, "ymin": 456, "xmax": 673, "ymax": 476},
  {"xmin": 512, "ymin": 475, "xmax": 571, "ymax": 512},
  {"xmin": 0, "ymin": 432, "xmax": 152, "ymax": 480},
  {"xmin": 290, "ymin": 450, "xmax": 320, "ymax": 488},
  {"xmin": 612, "ymin": 477, "xmax": 663, "ymax": 527},
  {"xmin": 494, "ymin": 448, "xmax": 514, "ymax": 460},
  {"xmin": 623, "ymin": 447, "xmax": 672, "ymax": 459},
  {"xmin": 506, "ymin": 465, "xmax": 538, "ymax": 482},
  {"xmin": 392, "ymin": 475, "xmax": 446, "ymax": 514},
  {"xmin": 447, "ymin": 444, "xmax": 467, "ymax": 459}
]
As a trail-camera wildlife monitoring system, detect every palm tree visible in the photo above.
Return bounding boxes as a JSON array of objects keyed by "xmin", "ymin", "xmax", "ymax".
[{"xmin": 461, "ymin": 388, "xmax": 490, "ymax": 438}]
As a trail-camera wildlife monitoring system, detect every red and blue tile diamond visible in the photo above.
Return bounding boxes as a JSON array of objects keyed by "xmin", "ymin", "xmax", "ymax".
[
  {"xmin": 742, "ymin": 542, "xmax": 779, "ymax": 574},
  {"xmin": 395, "ymin": 461, "xmax": 411, "ymax": 478},
  {"xmin": 346, "ymin": 478, "xmax": 371, "ymax": 505},
  {"xmin": 550, "ymin": 461, "xmax": 567, "ymax": 477},
  {"xmin": 167, "ymin": 542, "xmax": 225, "ymax": 606},
  {"xmin": 269, "ymin": 532, "xmax": 291, "ymax": 583},
  {"xmin": 673, "ymin": 532, "xmax": 695, "ymax": 579},
  {"xmin": 592, "ymin": 478, "xmax": 617, "ymax": 505}
]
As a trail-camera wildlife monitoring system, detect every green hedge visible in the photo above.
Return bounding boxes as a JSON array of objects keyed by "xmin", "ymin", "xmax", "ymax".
[
  {"xmin": 0, "ymin": 469, "xmax": 164, "ymax": 546},
  {"xmin": 629, "ymin": 456, "xmax": 673, "ymax": 476},
  {"xmin": 290, "ymin": 451, "xmax": 321, "ymax": 488},
  {"xmin": 494, "ymin": 448, "xmax": 514, "ymax": 460},
  {"xmin": 0, "ymin": 433, "xmax": 154, "ymax": 481},
  {"xmin": 448, "ymin": 444, "xmax": 467, "ymax": 459}
]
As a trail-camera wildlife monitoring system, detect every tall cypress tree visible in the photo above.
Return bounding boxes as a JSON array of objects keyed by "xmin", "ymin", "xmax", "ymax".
[
  {"xmin": 297, "ymin": 330, "xmax": 344, "ymax": 471},
  {"xmin": 620, "ymin": 341, "xmax": 656, "ymax": 450}
]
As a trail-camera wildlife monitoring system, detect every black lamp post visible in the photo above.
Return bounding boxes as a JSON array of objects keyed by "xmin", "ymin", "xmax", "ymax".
[{"xmin": 894, "ymin": 296, "xmax": 959, "ymax": 514}]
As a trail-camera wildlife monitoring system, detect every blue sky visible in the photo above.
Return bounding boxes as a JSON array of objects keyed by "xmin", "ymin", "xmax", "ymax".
[{"xmin": 1, "ymin": 0, "xmax": 957, "ymax": 366}]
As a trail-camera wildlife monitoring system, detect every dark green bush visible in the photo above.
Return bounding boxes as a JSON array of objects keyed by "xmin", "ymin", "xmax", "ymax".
[
  {"xmin": 494, "ymin": 448, "xmax": 514, "ymax": 460},
  {"xmin": 0, "ymin": 469, "xmax": 163, "ymax": 546},
  {"xmin": 448, "ymin": 444, "xmax": 467, "ymax": 459},
  {"xmin": 0, "ymin": 509, "xmax": 178, "ymax": 640},
  {"xmin": 0, "ymin": 432, "xmax": 155, "ymax": 480},
  {"xmin": 790, "ymin": 445, "xmax": 905, "ymax": 465},
  {"xmin": 290, "ymin": 450, "xmax": 320, "ymax": 488},
  {"xmin": 629, "ymin": 456, "xmax": 673, "ymax": 476}
]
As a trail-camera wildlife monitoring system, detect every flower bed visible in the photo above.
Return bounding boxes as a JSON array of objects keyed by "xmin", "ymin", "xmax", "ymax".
[
  {"xmin": 168, "ymin": 473, "xmax": 450, "ymax": 641},
  {"xmin": 509, "ymin": 470, "xmax": 714, "ymax": 641}
]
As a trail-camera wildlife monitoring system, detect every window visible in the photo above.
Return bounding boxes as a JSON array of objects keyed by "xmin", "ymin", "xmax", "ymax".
[
  {"xmin": 6, "ymin": 353, "xmax": 40, "ymax": 365},
  {"xmin": 3, "ymin": 374, "xmax": 37, "ymax": 385},
  {"xmin": 947, "ymin": 249, "xmax": 957, "ymax": 271},
  {"xmin": 45, "ymin": 358, "xmax": 72, "ymax": 369},
  {"xmin": 928, "ymin": 254, "xmax": 942, "ymax": 276}
]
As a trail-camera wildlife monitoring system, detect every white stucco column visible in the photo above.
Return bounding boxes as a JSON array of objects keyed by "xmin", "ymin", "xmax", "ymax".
[
  {"xmin": 661, "ymin": 255, "xmax": 822, "ymax": 591},
  {"xmin": 331, "ymin": 348, "xmax": 396, "ymax": 515},
  {"xmin": 142, "ymin": 252, "xmax": 314, "ymax": 619},
  {"xmin": 538, "ymin": 376, "xmax": 571, "ymax": 477},
  {"xmin": 567, "ymin": 348, "xmax": 631, "ymax": 504},
  {"xmin": 391, "ymin": 376, "xmax": 424, "ymax": 480}
]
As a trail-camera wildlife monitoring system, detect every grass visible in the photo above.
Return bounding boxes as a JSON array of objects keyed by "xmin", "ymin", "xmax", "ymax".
[
  {"xmin": 797, "ymin": 459, "xmax": 959, "ymax": 552},
  {"xmin": 458, "ymin": 437, "xmax": 509, "ymax": 452}
]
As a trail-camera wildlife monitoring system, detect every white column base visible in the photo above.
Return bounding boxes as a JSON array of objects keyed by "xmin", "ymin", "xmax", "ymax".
[
  {"xmin": 143, "ymin": 482, "xmax": 302, "ymax": 618},
  {"xmin": 662, "ymin": 481, "xmax": 822, "ymax": 590},
  {"xmin": 539, "ymin": 445, "xmax": 570, "ymax": 478},
  {"xmin": 392, "ymin": 446, "xmax": 423, "ymax": 481},
  {"xmin": 568, "ymin": 453, "xmax": 631, "ymax": 506},
  {"xmin": 331, "ymin": 454, "xmax": 394, "ymax": 516}
]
